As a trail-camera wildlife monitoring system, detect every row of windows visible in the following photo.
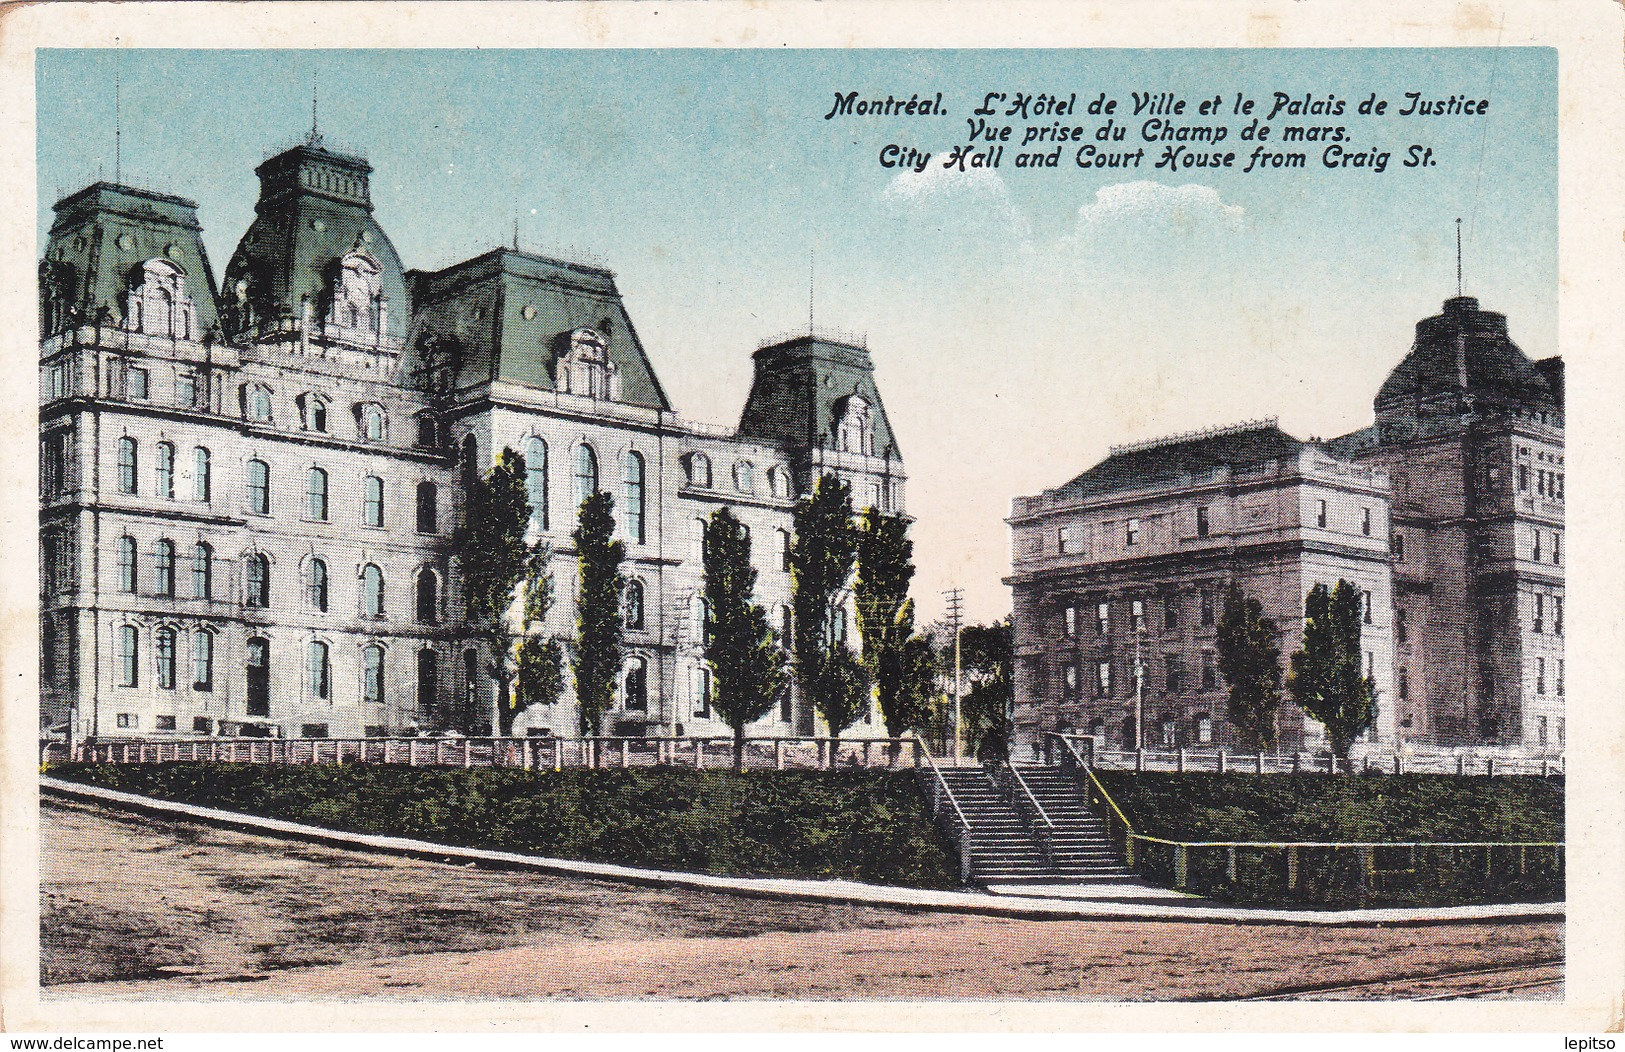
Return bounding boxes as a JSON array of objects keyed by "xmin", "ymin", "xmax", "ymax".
[
  {"xmin": 1061, "ymin": 652, "xmax": 1220, "ymax": 698},
  {"xmin": 242, "ymin": 385, "xmax": 438, "ymax": 447},
  {"xmin": 1517, "ymin": 464, "xmax": 1566, "ymax": 501},
  {"xmin": 108, "ymin": 438, "xmax": 443, "ymax": 531},
  {"xmin": 518, "ymin": 439, "xmax": 645, "ymax": 542},
  {"xmin": 1533, "ymin": 656, "xmax": 1566, "ymax": 696},
  {"xmin": 1061, "ymin": 593, "xmax": 1217, "ymax": 638},
  {"xmin": 1530, "ymin": 528, "xmax": 1563, "ymax": 565},
  {"xmin": 682, "ymin": 452, "xmax": 794, "ymax": 499},
  {"xmin": 1531, "ymin": 593, "xmax": 1565, "ymax": 635},
  {"xmin": 1076, "ymin": 714, "xmax": 1215, "ymax": 749},
  {"xmin": 112, "ymin": 537, "xmax": 443, "ymax": 622}
]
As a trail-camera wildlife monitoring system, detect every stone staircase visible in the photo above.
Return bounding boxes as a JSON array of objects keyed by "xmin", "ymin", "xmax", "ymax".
[{"xmin": 933, "ymin": 764, "xmax": 1130, "ymax": 885}]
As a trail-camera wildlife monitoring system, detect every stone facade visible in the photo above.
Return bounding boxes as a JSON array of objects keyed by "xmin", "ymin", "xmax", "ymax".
[
  {"xmin": 1008, "ymin": 296, "xmax": 1562, "ymax": 756},
  {"xmin": 39, "ymin": 137, "xmax": 907, "ymax": 742}
]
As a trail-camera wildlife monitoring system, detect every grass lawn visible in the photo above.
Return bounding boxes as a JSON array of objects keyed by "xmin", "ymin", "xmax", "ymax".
[{"xmin": 46, "ymin": 762, "xmax": 963, "ymax": 889}]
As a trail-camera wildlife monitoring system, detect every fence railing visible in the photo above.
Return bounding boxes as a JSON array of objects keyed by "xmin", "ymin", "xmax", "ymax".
[
  {"xmin": 1041, "ymin": 732, "xmax": 1564, "ymax": 903},
  {"xmin": 50, "ymin": 735, "xmax": 923, "ymax": 772},
  {"xmin": 1048, "ymin": 735, "xmax": 1563, "ymax": 778},
  {"xmin": 910, "ymin": 733, "xmax": 974, "ymax": 883}
]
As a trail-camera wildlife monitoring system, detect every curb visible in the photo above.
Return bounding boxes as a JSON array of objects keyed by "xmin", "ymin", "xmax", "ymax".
[{"xmin": 40, "ymin": 777, "xmax": 1566, "ymax": 928}]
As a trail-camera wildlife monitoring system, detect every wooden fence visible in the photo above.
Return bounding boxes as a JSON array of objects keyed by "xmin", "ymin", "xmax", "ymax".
[{"xmin": 1048, "ymin": 735, "xmax": 1564, "ymax": 778}]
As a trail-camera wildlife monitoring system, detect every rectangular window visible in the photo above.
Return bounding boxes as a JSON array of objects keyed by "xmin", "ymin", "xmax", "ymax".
[
  {"xmin": 192, "ymin": 630, "xmax": 213, "ymax": 692},
  {"xmin": 1200, "ymin": 591, "xmax": 1214, "ymax": 627},
  {"xmin": 1533, "ymin": 593, "xmax": 1544, "ymax": 634},
  {"xmin": 1131, "ymin": 599, "xmax": 1144, "ymax": 632},
  {"xmin": 1537, "ymin": 716, "xmax": 1548, "ymax": 746},
  {"xmin": 1398, "ymin": 669, "xmax": 1409, "ymax": 701},
  {"xmin": 1163, "ymin": 655, "xmax": 1180, "ymax": 695},
  {"xmin": 116, "ymin": 713, "xmax": 136, "ymax": 729},
  {"xmin": 1096, "ymin": 661, "xmax": 1111, "ymax": 698},
  {"xmin": 1316, "ymin": 499, "xmax": 1327, "ymax": 528},
  {"xmin": 1125, "ymin": 518, "xmax": 1139, "ymax": 546},
  {"xmin": 155, "ymin": 715, "xmax": 176, "ymax": 731},
  {"xmin": 1195, "ymin": 506, "xmax": 1210, "ymax": 538},
  {"xmin": 1536, "ymin": 657, "xmax": 1546, "ymax": 694},
  {"xmin": 1057, "ymin": 525, "xmax": 1081, "ymax": 555},
  {"xmin": 694, "ymin": 667, "xmax": 711, "ymax": 718},
  {"xmin": 1361, "ymin": 507, "xmax": 1372, "ymax": 536},
  {"xmin": 1518, "ymin": 465, "xmax": 1530, "ymax": 492},
  {"xmin": 1554, "ymin": 596, "xmax": 1563, "ymax": 636},
  {"xmin": 1064, "ymin": 662, "xmax": 1078, "ymax": 697},
  {"xmin": 1395, "ymin": 607, "xmax": 1408, "ymax": 645},
  {"xmin": 1063, "ymin": 605, "xmax": 1077, "ymax": 639},
  {"xmin": 1553, "ymin": 531, "xmax": 1561, "ymax": 566},
  {"xmin": 1164, "ymin": 596, "xmax": 1178, "ymax": 630},
  {"xmin": 119, "ymin": 625, "xmax": 138, "ymax": 687},
  {"xmin": 1532, "ymin": 529, "xmax": 1542, "ymax": 561},
  {"xmin": 1366, "ymin": 651, "xmax": 1375, "ymax": 677},
  {"xmin": 178, "ymin": 373, "xmax": 197, "ymax": 408},
  {"xmin": 193, "ymin": 716, "xmax": 213, "ymax": 733},
  {"xmin": 302, "ymin": 723, "xmax": 331, "ymax": 739},
  {"xmin": 127, "ymin": 366, "xmax": 149, "ymax": 400},
  {"xmin": 1096, "ymin": 601, "xmax": 1109, "ymax": 635},
  {"xmin": 1201, "ymin": 652, "xmax": 1216, "ymax": 691},
  {"xmin": 1556, "ymin": 473, "xmax": 1565, "ymax": 500},
  {"xmin": 1558, "ymin": 660, "xmax": 1564, "ymax": 697},
  {"xmin": 1392, "ymin": 533, "xmax": 1405, "ymax": 562},
  {"xmin": 1362, "ymin": 590, "xmax": 1372, "ymax": 625},
  {"xmin": 364, "ymin": 477, "xmax": 384, "ymax": 527}
]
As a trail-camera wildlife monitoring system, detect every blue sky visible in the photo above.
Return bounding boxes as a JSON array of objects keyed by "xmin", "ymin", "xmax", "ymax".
[{"xmin": 38, "ymin": 48, "xmax": 1556, "ymax": 624}]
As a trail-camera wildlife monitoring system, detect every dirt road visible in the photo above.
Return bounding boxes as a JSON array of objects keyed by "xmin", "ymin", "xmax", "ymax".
[{"xmin": 40, "ymin": 797, "xmax": 1563, "ymax": 1001}]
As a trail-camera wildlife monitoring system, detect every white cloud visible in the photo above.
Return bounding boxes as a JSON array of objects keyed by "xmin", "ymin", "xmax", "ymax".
[
  {"xmin": 881, "ymin": 163, "xmax": 1032, "ymax": 243},
  {"xmin": 1074, "ymin": 181, "xmax": 1245, "ymax": 232}
]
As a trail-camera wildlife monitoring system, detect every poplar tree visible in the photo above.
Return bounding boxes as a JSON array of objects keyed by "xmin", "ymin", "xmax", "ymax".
[
  {"xmin": 514, "ymin": 546, "xmax": 566, "ymax": 724},
  {"xmin": 790, "ymin": 474, "xmax": 862, "ymax": 747},
  {"xmin": 1216, "ymin": 585, "xmax": 1284, "ymax": 751},
  {"xmin": 1288, "ymin": 579, "xmax": 1377, "ymax": 761},
  {"xmin": 855, "ymin": 506, "xmax": 932, "ymax": 754},
  {"xmin": 454, "ymin": 447, "xmax": 538, "ymax": 735},
  {"xmin": 572, "ymin": 490, "xmax": 626, "ymax": 739},
  {"xmin": 702, "ymin": 507, "xmax": 789, "ymax": 770}
]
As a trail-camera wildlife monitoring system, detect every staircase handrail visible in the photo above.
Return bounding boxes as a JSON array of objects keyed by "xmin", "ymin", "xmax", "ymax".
[
  {"xmin": 1044, "ymin": 731, "xmax": 1140, "ymax": 869},
  {"xmin": 987, "ymin": 758, "xmax": 1057, "ymax": 869},
  {"xmin": 909, "ymin": 733, "xmax": 975, "ymax": 883}
]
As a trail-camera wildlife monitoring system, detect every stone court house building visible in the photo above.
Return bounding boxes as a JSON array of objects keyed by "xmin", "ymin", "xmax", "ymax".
[
  {"xmin": 39, "ymin": 136, "xmax": 906, "ymax": 741},
  {"xmin": 1007, "ymin": 294, "xmax": 1564, "ymax": 757}
]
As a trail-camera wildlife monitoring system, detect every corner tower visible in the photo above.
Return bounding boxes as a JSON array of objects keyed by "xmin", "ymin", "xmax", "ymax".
[{"xmin": 221, "ymin": 137, "xmax": 408, "ymax": 353}]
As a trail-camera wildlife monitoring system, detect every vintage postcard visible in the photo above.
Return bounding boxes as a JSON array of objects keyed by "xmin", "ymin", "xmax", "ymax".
[{"xmin": 3, "ymin": 0, "xmax": 1622, "ymax": 1035}]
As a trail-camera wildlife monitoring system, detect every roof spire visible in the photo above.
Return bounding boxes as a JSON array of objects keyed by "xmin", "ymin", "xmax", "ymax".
[
  {"xmin": 1455, "ymin": 217, "xmax": 1462, "ymax": 297},
  {"xmin": 113, "ymin": 41, "xmax": 121, "ymax": 185},
  {"xmin": 308, "ymin": 71, "xmax": 322, "ymax": 145}
]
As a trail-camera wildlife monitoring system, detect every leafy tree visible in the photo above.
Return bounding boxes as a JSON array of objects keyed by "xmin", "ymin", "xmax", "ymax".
[
  {"xmin": 1216, "ymin": 585, "xmax": 1285, "ymax": 751},
  {"xmin": 855, "ymin": 507, "xmax": 931, "ymax": 751},
  {"xmin": 514, "ymin": 547, "xmax": 566, "ymax": 720},
  {"xmin": 702, "ymin": 508, "xmax": 790, "ymax": 770},
  {"xmin": 958, "ymin": 619, "xmax": 1013, "ymax": 761},
  {"xmin": 454, "ymin": 446, "xmax": 545, "ymax": 735},
  {"xmin": 814, "ymin": 645, "xmax": 871, "ymax": 757},
  {"xmin": 572, "ymin": 489, "xmax": 626, "ymax": 738},
  {"xmin": 790, "ymin": 474, "xmax": 861, "ymax": 744},
  {"xmin": 1288, "ymin": 580, "xmax": 1377, "ymax": 761}
]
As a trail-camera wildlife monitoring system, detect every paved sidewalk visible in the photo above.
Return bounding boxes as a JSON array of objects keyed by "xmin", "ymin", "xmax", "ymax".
[{"xmin": 39, "ymin": 776, "xmax": 1564, "ymax": 927}]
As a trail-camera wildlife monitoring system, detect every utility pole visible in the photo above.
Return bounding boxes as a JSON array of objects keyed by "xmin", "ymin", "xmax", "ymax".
[
  {"xmin": 1134, "ymin": 623, "xmax": 1145, "ymax": 752},
  {"xmin": 943, "ymin": 588, "xmax": 964, "ymax": 763}
]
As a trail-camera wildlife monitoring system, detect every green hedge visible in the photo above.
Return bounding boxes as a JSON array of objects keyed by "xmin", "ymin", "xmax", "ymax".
[
  {"xmin": 48, "ymin": 763, "xmax": 963, "ymax": 889},
  {"xmin": 1095, "ymin": 772, "xmax": 1564, "ymax": 907}
]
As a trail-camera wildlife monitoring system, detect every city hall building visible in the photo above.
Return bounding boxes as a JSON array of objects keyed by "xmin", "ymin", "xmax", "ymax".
[
  {"xmin": 1007, "ymin": 294, "xmax": 1564, "ymax": 756},
  {"xmin": 38, "ymin": 135, "xmax": 907, "ymax": 742}
]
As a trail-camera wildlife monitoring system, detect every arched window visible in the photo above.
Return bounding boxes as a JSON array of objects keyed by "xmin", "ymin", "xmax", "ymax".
[
  {"xmin": 245, "ymin": 553, "xmax": 271, "ymax": 608},
  {"xmin": 417, "ymin": 649, "xmax": 439, "ymax": 722},
  {"xmin": 768, "ymin": 467, "xmax": 792, "ymax": 500},
  {"xmin": 415, "ymin": 567, "xmax": 438, "ymax": 624},
  {"xmin": 189, "ymin": 541, "xmax": 212, "ymax": 599},
  {"xmin": 308, "ymin": 641, "xmax": 331, "ymax": 701},
  {"xmin": 192, "ymin": 629, "xmax": 214, "ymax": 692},
  {"xmin": 247, "ymin": 385, "xmax": 272, "ymax": 422},
  {"xmin": 416, "ymin": 481, "xmax": 438, "ymax": 534},
  {"xmin": 415, "ymin": 412, "xmax": 437, "ymax": 449},
  {"xmin": 363, "ymin": 564, "xmax": 385, "ymax": 618},
  {"xmin": 1194, "ymin": 713, "xmax": 1213, "ymax": 745},
  {"xmin": 363, "ymin": 475, "xmax": 384, "ymax": 527},
  {"xmin": 193, "ymin": 446, "xmax": 211, "ymax": 503},
  {"xmin": 623, "ymin": 657, "xmax": 648, "ymax": 712},
  {"xmin": 308, "ymin": 558, "xmax": 329, "ymax": 612},
  {"xmin": 362, "ymin": 644, "xmax": 385, "ymax": 704},
  {"xmin": 574, "ymin": 443, "xmax": 598, "ymax": 507},
  {"xmin": 247, "ymin": 458, "xmax": 270, "ymax": 515},
  {"xmin": 117, "ymin": 535, "xmax": 137, "ymax": 593},
  {"xmin": 155, "ymin": 627, "xmax": 177, "ymax": 690},
  {"xmin": 686, "ymin": 452, "xmax": 712, "ymax": 488},
  {"xmin": 154, "ymin": 539, "xmax": 176, "ymax": 597},
  {"xmin": 359, "ymin": 404, "xmax": 386, "ymax": 441},
  {"xmin": 118, "ymin": 437, "xmax": 138, "ymax": 494},
  {"xmin": 776, "ymin": 529, "xmax": 791, "ymax": 573},
  {"xmin": 308, "ymin": 467, "xmax": 329, "ymax": 521},
  {"xmin": 835, "ymin": 395, "xmax": 874, "ymax": 454},
  {"xmin": 733, "ymin": 460, "xmax": 755, "ymax": 494},
  {"xmin": 155, "ymin": 442, "xmax": 175, "ymax": 499},
  {"xmin": 624, "ymin": 579, "xmax": 645, "ymax": 630},
  {"xmin": 245, "ymin": 636, "xmax": 271, "ymax": 717},
  {"xmin": 624, "ymin": 451, "xmax": 645, "ymax": 544},
  {"xmin": 119, "ymin": 625, "xmax": 139, "ymax": 687},
  {"xmin": 525, "ymin": 437, "xmax": 548, "ymax": 530},
  {"xmin": 691, "ymin": 595, "xmax": 711, "ymax": 643},
  {"xmin": 305, "ymin": 394, "xmax": 329, "ymax": 433}
]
